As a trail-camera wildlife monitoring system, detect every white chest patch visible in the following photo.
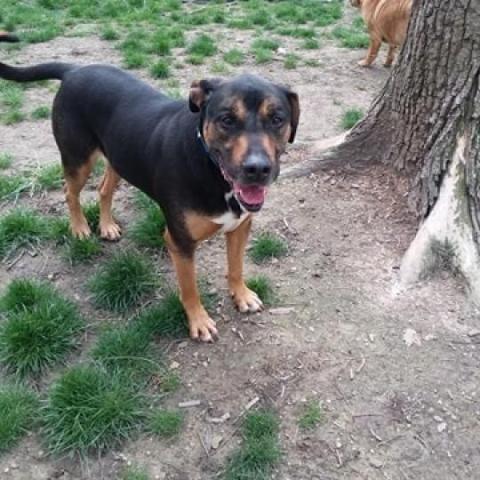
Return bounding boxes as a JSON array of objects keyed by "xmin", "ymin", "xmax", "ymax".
[
  {"xmin": 212, "ymin": 210, "xmax": 250, "ymax": 233},
  {"xmin": 211, "ymin": 192, "xmax": 250, "ymax": 233}
]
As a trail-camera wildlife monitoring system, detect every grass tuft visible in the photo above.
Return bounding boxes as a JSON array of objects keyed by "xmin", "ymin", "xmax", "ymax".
[
  {"xmin": 134, "ymin": 290, "xmax": 189, "ymax": 339},
  {"xmin": 332, "ymin": 23, "xmax": 369, "ymax": 49},
  {"xmin": 31, "ymin": 105, "xmax": 50, "ymax": 120},
  {"xmin": 148, "ymin": 409, "xmax": 183, "ymax": 438},
  {"xmin": 340, "ymin": 108, "xmax": 364, "ymax": 130},
  {"xmin": 150, "ymin": 59, "xmax": 170, "ymax": 79},
  {"xmin": 0, "ymin": 209, "xmax": 47, "ymax": 258},
  {"xmin": 188, "ymin": 34, "xmax": 217, "ymax": 57},
  {"xmin": 0, "ymin": 385, "xmax": 39, "ymax": 453},
  {"xmin": 64, "ymin": 236, "xmax": 102, "ymax": 264},
  {"xmin": 89, "ymin": 250, "xmax": 158, "ymax": 312},
  {"xmin": 223, "ymin": 48, "xmax": 245, "ymax": 66},
  {"xmin": 0, "ymin": 279, "xmax": 84, "ymax": 378},
  {"xmin": 284, "ymin": 53, "xmax": 299, "ymax": 70},
  {"xmin": 298, "ymin": 400, "xmax": 324, "ymax": 430},
  {"xmin": 92, "ymin": 325, "xmax": 157, "ymax": 379},
  {"xmin": 43, "ymin": 365, "xmax": 145, "ymax": 456},
  {"xmin": 246, "ymin": 275, "xmax": 276, "ymax": 306},
  {"xmin": 225, "ymin": 410, "xmax": 281, "ymax": 480},
  {"xmin": 34, "ymin": 163, "xmax": 63, "ymax": 190},
  {"xmin": 249, "ymin": 232, "xmax": 288, "ymax": 264},
  {"xmin": 0, "ymin": 153, "xmax": 13, "ymax": 169},
  {"xmin": 122, "ymin": 466, "xmax": 149, "ymax": 480},
  {"xmin": 0, "ymin": 174, "xmax": 27, "ymax": 200},
  {"xmin": 131, "ymin": 194, "xmax": 166, "ymax": 249}
]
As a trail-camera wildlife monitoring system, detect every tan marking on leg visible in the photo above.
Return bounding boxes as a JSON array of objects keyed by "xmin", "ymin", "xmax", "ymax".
[
  {"xmin": 64, "ymin": 153, "xmax": 96, "ymax": 239},
  {"xmin": 164, "ymin": 229, "xmax": 218, "ymax": 342},
  {"xmin": 358, "ymin": 35, "xmax": 382, "ymax": 67},
  {"xmin": 226, "ymin": 216, "xmax": 263, "ymax": 313},
  {"xmin": 98, "ymin": 161, "xmax": 122, "ymax": 241},
  {"xmin": 184, "ymin": 211, "xmax": 222, "ymax": 242}
]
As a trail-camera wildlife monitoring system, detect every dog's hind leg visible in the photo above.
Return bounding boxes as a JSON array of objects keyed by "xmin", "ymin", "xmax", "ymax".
[
  {"xmin": 63, "ymin": 153, "xmax": 96, "ymax": 239},
  {"xmin": 98, "ymin": 162, "xmax": 121, "ymax": 241},
  {"xmin": 358, "ymin": 34, "xmax": 382, "ymax": 67},
  {"xmin": 384, "ymin": 44, "xmax": 397, "ymax": 67}
]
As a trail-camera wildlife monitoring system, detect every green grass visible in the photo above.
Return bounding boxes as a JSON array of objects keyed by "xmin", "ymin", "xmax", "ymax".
[
  {"xmin": 0, "ymin": 279, "xmax": 84, "ymax": 378},
  {"xmin": 159, "ymin": 370, "xmax": 181, "ymax": 393},
  {"xmin": 148, "ymin": 409, "xmax": 183, "ymax": 438},
  {"xmin": 0, "ymin": 209, "xmax": 47, "ymax": 258},
  {"xmin": 251, "ymin": 38, "xmax": 279, "ymax": 51},
  {"xmin": 223, "ymin": 48, "xmax": 245, "ymax": 66},
  {"xmin": 303, "ymin": 38, "xmax": 319, "ymax": 49},
  {"xmin": 101, "ymin": 24, "xmax": 119, "ymax": 41},
  {"xmin": 92, "ymin": 325, "xmax": 157, "ymax": 380},
  {"xmin": 34, "ymin": 163, "xmax": 63, "ymax": 190},
  {"xmin": 253, "ymin": 48, "xmax": 273, "ymax": 64},
  {"xmin": 83, "ymin": 201, "xmax": 101, "ymax": 232},
  {"xmin": 340, "ymin": 108, "xmax": 364, "ymax": 130},
  {"xmin": 89, "ymin": 250, "xmax": 158, "ymax": 312},
  {"xmin": 0, "ymin": 174, "xmax": 27, "ymax": 200},
  {"xmin": 332, "ymin": 24, "xmax": 369, "ymax": 49},
  {"xmin": 0, "ymin": 153, "xmax": 13, "ymax": 169},
  {"xmin": 284, "ymin": 53, "xmax": 299, "ymax": 69},
  {"xmin": 43, "ymin": 365, "xmax": 145, "ymax": 456},
  {"xmin": 150, "ymin": 31, "xmax": 171, "ymax": 56},
  {"xmin": 0, "ymin": 81, "xmax": 25, "ymax": 125},
  {"xmin": 0, "ymin": 385, "xmax": 39, "ymax": 453},
  {"xmin": 277, "ymin": 26, "xmax": 316, "ymax": 39},
  {"xmin": 134, "ymin": 291, "xmax": 189, "ymax": 339},
  {"xmin": 298, "ymin": 400, "xmax": 324, "ymax": 430},
  {"xmin": 188, "ymin": 34, "xmax": 217, "ymax": 57},
  {"xmin": 150, "ymin": 59, "xmax": 170, "ymax": 79},
  {"xmin": 224, "ymin": 410, "xmax": 281, "ymax": 480},
  {"xmin": 64, "ymin": 236, "xmax": 102, "ymax": 264},
  {"xmin": 246, "ymin": 275, "xmax": 276, "ymax": 306},
  {"xmin": 122, "ymin": 466, "xmax": 150, "ymax": 480},
  {"xmin": 249, "ymin": 232, "xmax": 288, "ymax": 264},
  {"xmin": 123, "ymin": 50, "xmax": 148, "ymax": 69},
  {"xmin": 131, "ymin": 194, "xmax": 166, "ymax": 249},
  {"xmin": 31, "ymin": 105, "xmax": 50, "ymax": 120}
]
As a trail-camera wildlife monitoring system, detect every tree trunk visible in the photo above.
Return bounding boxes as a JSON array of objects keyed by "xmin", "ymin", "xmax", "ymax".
[{"xmin": 285, "ymin": 0, "xmax": 480, "ymax": 301}]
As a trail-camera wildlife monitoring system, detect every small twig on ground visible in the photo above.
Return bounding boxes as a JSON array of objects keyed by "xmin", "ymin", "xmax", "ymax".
[
  {"xmin": 198, "ymin": 431, "xmax": 210, "ymax": 457},
  {"xmin": 368, "ymin": 424, "xmax": 383, "ymax": 442}
]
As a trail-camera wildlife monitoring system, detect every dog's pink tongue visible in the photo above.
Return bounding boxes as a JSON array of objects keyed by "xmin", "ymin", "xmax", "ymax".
[{"xmin": 235, "ymin": 185, "xmax": 267, "ymax": 205}]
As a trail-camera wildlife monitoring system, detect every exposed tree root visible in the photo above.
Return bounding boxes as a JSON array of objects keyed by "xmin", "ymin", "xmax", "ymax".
[{"xmin": 396, "ymin": 134, "xmax": 480, "ymax": 304}]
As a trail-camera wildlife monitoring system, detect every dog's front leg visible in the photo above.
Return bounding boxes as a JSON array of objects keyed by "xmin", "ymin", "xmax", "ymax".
[
  {"xmin": 226, "ymin": 216, "xmax": 263, "ymax": 313},
  {"xmin": 164, "ymin": 229, "xmax": 218, "ymax": 342}
]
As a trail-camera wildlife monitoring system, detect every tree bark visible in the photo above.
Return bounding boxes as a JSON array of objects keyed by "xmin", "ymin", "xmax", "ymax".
[{"xmin": 284, "ymin": 0, "xmax": 480, "ymax": 299}]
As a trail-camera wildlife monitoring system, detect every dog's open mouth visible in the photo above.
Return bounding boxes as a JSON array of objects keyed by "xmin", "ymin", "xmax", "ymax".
[{"xmin": 233, "ymin": 184, "xmax": 267, "ymax": 212}]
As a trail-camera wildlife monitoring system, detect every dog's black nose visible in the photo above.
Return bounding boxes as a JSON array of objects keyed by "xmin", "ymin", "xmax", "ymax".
[{"xmin": 242, "ymin": 154, "xmax": 271, "ymax": 183}]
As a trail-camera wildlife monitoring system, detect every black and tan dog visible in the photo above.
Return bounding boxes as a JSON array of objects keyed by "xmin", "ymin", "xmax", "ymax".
[{"xmin": 0, "ymin": 54, "xmax": 299, "ymax": 341}]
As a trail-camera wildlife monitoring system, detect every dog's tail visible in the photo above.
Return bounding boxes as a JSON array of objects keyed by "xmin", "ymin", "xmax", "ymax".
[
  {"xmin": 0, "ymin": 31, "xmax": 19, "ymax": 43},
  {"xmin": 0, "ymin": 61, "xmax": 75, "ymax": 82}
]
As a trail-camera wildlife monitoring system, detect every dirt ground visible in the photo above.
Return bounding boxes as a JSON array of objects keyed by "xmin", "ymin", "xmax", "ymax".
[{"xmin": 1, "ymin": 24, "xmax": 480, "ymax": 480}]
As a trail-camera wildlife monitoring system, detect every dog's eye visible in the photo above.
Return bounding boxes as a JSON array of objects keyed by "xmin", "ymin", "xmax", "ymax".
[
  {"xmin": 219, "ymin": 114, "xmax": 236, "ymax": 129},
  {"xmin": 271, "ymin": 115, "xmax": 284, "ymax": 127}
]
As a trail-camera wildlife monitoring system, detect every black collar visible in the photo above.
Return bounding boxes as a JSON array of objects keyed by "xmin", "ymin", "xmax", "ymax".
[{"xmin": 196, "ymin": 127, "xmax": 220, "ymax": 170}]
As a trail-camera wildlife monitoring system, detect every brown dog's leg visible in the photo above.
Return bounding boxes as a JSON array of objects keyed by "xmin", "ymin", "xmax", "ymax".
[
  {"xmin": 164, "ymin": 229, "xmax": 218, "ymax": 342},
  {"xmin": 64, "ymin": 157, "xmax": 95, "ymax": 239},
  {"xmin": 384, "ymin": 44, "xmax": 397, "ymax": 67},
  {"xmin": 98, "ymin": 162, "xmax": 122, "ymax": 240},
  {"xmin": 226, "ymin": 216, "xmax": 263, "ymax": 313},
  {"xmin": 358, "ymin": 34, "xmax": 382, "ymax": 67}
]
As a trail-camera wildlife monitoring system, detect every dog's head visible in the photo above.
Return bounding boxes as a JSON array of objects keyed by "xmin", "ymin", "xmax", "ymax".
[
  {"xmin": 189, "ymin": 74, "xmax": 300, "ymax": 212},
  {"xmin": 350, "ymin": 0, "xmax": 362, "ymax": 7}
]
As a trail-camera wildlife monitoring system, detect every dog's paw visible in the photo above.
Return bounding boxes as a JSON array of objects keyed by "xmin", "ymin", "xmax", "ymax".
[
  {"xmin": 71, "ymin": 221, "xmax": 91, "ymax": 239},
  {"xmin": 231, "ymin": 285, "xmax": 264, "ymax": 313},
  {"xmin": 100, "ymin": 221, "xmax": 122, "ymax": 241},
  {"xmin": 188, "ymin": 310, "xmax": 218, "ymax": 342},
  {"xmin": 358, "ymin": 59, "xmax": 372, "ymax": 67}
]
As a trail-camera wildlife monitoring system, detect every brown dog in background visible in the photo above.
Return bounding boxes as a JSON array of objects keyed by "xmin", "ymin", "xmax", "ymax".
[{"xmin": 350, "ymin": 0, "xmax": 412, "ymax": 67}]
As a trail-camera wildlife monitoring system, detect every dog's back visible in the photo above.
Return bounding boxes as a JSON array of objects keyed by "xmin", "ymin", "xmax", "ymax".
[{"xmin": 371, "ymin": 0, "xmax": 412, "ymax": 46}]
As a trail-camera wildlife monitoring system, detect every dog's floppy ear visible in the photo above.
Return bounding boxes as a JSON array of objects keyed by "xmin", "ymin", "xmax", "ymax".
[
  {"xmin": 284, "ymin": 88, "xmax": 300, "ymax": 143},
  {"xmin": 189, "ymin": 78, "xmax": 223, "ymax": 112}
]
